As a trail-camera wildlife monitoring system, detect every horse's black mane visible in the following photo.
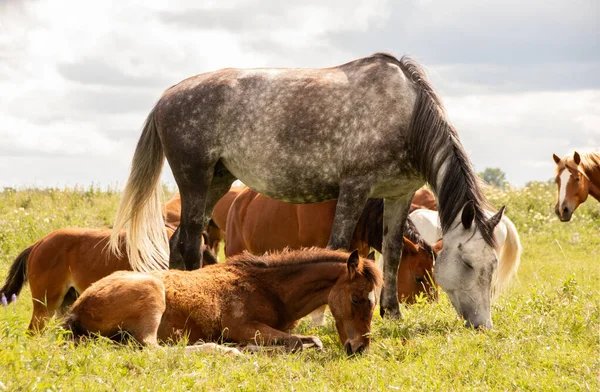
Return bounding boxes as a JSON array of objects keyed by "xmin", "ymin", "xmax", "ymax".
[
  {"xmin": 374, "ymin": 53, "xmax": 498, "ymax": 247},
  {"xmin": 355, "ymin": 198, "xmax": 383, "ymax": 252}
]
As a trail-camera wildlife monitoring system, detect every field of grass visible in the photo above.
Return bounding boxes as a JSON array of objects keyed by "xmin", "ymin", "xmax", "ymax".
[{"xmin": 0, "ymin": 183, "xmax": 598, "ymax": 391}]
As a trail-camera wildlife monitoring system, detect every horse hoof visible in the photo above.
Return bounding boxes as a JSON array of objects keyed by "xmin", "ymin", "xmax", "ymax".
[
  {"xmin": 381, "ymin": 307, "xmax": 402, "ymax": 320},
  {"xmin": 301, "ymin": 336, "xmax": 323, "ymax": 351}
]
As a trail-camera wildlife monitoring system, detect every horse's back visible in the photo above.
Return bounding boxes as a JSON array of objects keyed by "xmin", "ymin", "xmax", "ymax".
[
  {"xmin": 156, "ymin": 266, "xmax": 245, "ymax": 342},
  {"xmin": 155, "ymin": 54, "xmax": 419, "ymax": 202},
  {"xmin": 28, "ymin": 228, "xmax": 130, "ymax": 294},
  {"xmin": 226, "ymin": 188, "xmax": 337, "ymax": 256}
]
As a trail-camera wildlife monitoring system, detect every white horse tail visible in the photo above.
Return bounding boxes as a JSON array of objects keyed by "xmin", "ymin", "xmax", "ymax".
[
  {"xmin": 494, "ymin": 215, "xmax": 522, "ymax": 297},
  {"xmin": 109, "ymin": 107, "xmax": 169, "ymax": 272}
]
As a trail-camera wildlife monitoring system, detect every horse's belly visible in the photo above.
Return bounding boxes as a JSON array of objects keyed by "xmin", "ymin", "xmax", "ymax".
[{"xmin": 222, "ymin": 156, "xmax": 341, "ymax": 203}]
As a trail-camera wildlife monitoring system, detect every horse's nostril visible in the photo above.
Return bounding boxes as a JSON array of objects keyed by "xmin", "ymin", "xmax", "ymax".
[
  {"xmin": 355, "ymin": 345, "xmax": 366, "ymax": 355},
  {"xmin": 415, "ymin": 277, "xmax": 425, "ymax": 283},
  {"xmin": 344, "ymin": 342, "xmax": 353, "ymax": 356}
]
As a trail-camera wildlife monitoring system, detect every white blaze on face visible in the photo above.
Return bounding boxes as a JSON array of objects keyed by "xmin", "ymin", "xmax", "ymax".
[
  {"xmin": 368, "ymin": 290, "xmax": 376, "ymax": 304},
  {"xmin": 559, "ymin": 169, "xmax": 571, "ymax": 205}
]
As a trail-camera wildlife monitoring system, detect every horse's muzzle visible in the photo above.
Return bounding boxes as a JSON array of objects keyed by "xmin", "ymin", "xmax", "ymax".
[
  {"xmin": 344, "ymin": 342, "xmax": 367, "ymax": 356},
  {"xmin": 555, "ymin": 205, "xmax": 572, "ymax": 222}
]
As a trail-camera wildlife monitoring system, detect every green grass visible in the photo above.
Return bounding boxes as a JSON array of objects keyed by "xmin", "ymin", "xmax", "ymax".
[{"xmin": 1, "ymin": 184, "xmax": 598, "ymax": 391}]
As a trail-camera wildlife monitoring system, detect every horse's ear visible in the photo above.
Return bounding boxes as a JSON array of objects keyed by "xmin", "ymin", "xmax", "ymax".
[
  {"xmin": 347, "ymin": 249, "xmax": 360, "ymax": 279},
  {"xmin": 403, "ymin": 238, "xmax": 419, "ymax": 254},
  {"xmin": 573, "ymin": 151, "xmax": 581, "ymax": 165},
  {"xmin": 461, "ymin": 200, "xmax": 475, "ymax": 230},
  {"xmin": 488, "ymin": 206, "xmax": 505, "ymax": 229},
  {"xmin": 366, "ymin": 251, "xmax": 376, "ymax": 261},
  {"xmin": 552, "ymin": 153, "xmax": 561, "ymax": 165}
]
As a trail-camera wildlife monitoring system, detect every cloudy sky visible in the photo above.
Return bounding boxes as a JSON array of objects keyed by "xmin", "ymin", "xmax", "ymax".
[{"xmin": 0, "ymin": 0, "xmax": 598, "ymax": 188}]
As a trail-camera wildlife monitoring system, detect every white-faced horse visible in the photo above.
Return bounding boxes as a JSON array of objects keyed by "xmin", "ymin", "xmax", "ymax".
[
  {"xmin": 111, "ymin": 53, "xmax": 505, "ymax": 327},
  {"xmin": 409, "ymin": 208, "xmax": 522, "ymax": 298}
]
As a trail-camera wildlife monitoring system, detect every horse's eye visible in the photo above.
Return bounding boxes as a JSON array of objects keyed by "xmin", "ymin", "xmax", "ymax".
[
  {"xmin": 351, "ymin": 296, "xmax": 360, "ymax": 306},
  {"xmin": 461, "ymin": 257, "xmax": 474, "ymax": 270},
  {"xmin": 575, "ymin": 177, "xmax": 580, "ymax": 183}
]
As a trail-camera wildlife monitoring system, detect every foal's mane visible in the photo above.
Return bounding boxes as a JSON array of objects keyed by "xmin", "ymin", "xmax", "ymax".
[
  {"xmin": 228, "ymin": 248, "xmax": 383, "ymax": 287},
  {"xmin": 373, "ymin": 53, "xmax": 496, "ymax": 247}
]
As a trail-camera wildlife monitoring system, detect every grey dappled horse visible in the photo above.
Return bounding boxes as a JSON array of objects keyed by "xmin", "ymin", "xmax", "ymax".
[{"xmin": 111, "ymin": 53, "xmax": 505, "ymax": 328}]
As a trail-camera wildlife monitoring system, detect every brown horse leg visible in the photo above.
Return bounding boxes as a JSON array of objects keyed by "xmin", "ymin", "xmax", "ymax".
[
  {"xmin": 327, "ymin": 184, "xmax": 370, "ymax": 250},
  {"xmin": 227, "ymin": 322, "xmax": 323, "ymax": 352},
  {"xmin": 28, "ymin": 287, "xmax": 71, "ymax": 332}
]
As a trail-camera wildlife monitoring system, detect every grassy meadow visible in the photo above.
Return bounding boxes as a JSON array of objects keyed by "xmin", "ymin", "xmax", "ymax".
[{"xmin": 0, "ymin": 183, "xmax": 598, "ymax": 391}]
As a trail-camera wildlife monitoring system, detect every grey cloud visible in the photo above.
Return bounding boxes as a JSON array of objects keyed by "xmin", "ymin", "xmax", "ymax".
[
  {"xmin": 325, "ymin": 0, "xmax": 599, "ymax": 91},
  {"xmin": 65, "ymin": 88, "xmax": 157, "ymax": 115},
  {"xmin": 430, "ymin": 62, "xmax": 600, "ymax": 95},
  {"xmin": 57, "ymin": 58, "xmax": 170, "ymax": 87}
]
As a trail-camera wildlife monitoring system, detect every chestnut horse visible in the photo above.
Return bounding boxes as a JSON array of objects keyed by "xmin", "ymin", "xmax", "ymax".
[
  {"xmin": 0, "ymin": 228, "xmax": 216, "ymax": 332},
  {"xmin": 111, "ymin": 54, "xmax": 505, "ymax": 327},
  {"xmin": 552, "ymin": 151, "xmax": 600, "ymax": 221},
  {"xmin": 225, "ymin": 187, "xmax": 437, "ymax": 305},
  {"xmin": 63, "ymin": 249, "xmax": 382, "ymax": 355}
]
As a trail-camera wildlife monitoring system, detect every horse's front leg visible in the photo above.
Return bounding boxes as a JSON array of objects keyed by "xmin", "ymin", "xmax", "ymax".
[
  {"xmin": 226, "ymin": 321, "xmax": 323, "ymax": 352},
  {"xmin": 327, "ymin": 183, "xmax": 370, "ymax": 250},
  {"xmin": 379, "ymin": 195, "xmax": 413, "ymax": 319}
]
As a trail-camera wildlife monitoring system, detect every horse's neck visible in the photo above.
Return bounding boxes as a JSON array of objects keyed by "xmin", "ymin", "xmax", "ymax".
[
  {"xmin": 582, "ymin": 162, "xmax": 600, "ymax": 201},
  {"xmin": 270, "ymin": 262, "xmax": 345, "ymax": 319}
]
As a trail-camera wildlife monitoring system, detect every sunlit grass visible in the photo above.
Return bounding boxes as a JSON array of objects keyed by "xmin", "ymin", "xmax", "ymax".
[{"xmin": 0, "ymin": 184, "xmax": 598, "ymax": 390}]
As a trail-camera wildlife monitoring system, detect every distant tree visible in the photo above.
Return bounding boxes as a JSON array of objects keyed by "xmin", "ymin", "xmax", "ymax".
[{"xmin": 479, "ymin": 167, "xmax": 508, "ymax": 188}]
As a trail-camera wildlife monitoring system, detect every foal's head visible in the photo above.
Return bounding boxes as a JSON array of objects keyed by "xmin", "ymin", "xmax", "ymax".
[
  {"xmin": 397, "ymin": 238, "xmax": 438, "ymax": 303},
  {"xmin": 553, "ymin": 152, "xmax": 589, "ymax": 221},
  {"xmin": 328, "ymin": 250, "xmax": 383, "ymax": 355}
]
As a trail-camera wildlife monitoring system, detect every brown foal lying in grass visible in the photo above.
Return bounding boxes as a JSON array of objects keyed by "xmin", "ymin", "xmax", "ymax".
[{"xmin": 63, "ymin": 248, "xmax": 382, "ymax": 355}]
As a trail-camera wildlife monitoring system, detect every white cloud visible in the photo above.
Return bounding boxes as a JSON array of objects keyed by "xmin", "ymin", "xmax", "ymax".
[{"xmin": 0, "ymin": 0, "xmax": 597, "ymax": 189}]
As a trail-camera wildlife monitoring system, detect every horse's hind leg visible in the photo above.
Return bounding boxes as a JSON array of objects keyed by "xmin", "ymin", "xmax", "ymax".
[
  {"xmin": 170, "ymin": 160, "xmax": 235, "ymax": 270},
  {"xmin": 327, "ymin": 183, "xmax": 370, "ymax": 250},
  {"xmin": 379, "ymin": 196, "xmax": 413, "ymax": 319}
]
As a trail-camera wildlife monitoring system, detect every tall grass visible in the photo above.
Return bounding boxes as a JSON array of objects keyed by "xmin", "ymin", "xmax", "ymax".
[{"xmin": 0, "ymin": 184, "xmax": 598, "ymax": 391}]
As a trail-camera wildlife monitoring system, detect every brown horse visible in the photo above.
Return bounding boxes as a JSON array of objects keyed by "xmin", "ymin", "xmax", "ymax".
[
  {"xmin": 410, "ymin": 188, "xmax": 437, "ymax": 212},
  {"xmin": 0, "ymin": 227, "xmax": 216, "ymax": 332},
  {"xmin": 63, "ymin": 248, "xmax": 382, "ymax": 355},
  {"xmin": 225, "ymin": 187, "xmax": 437, "ymax": 306},
  {"xmin": 553, "ymin": 151, "xmax": 600, "ymax": 221}
]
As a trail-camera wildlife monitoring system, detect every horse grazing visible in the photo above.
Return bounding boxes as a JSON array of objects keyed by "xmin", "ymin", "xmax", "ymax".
[
  {"xmin": 63, "ymin": 249, "xmax": 382, "ymax": 355},
  {"xmin": 111, "ymin": 53, "xmax": 504, "ymax": 327},
  {"xmin": 225, "ymin": 187, "xmax": 437, "ymax": 305},
  {"xmin": 408, "ymin": 208, "xmax": 521, "ymax": 295},
  {"xmin": 552, "ymin": 151, "xmax": 600, "ymax": 221},
  {"xmin": 0, "ymin": 228, "xmax": 216, "ymax": 332}
]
